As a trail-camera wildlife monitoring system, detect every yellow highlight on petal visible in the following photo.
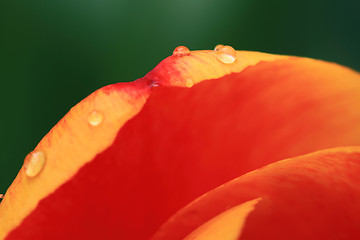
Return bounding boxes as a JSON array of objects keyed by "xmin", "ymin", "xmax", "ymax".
[{"xmin": 184, "ymin": 198, "xmax": 261, "ymax": 240}]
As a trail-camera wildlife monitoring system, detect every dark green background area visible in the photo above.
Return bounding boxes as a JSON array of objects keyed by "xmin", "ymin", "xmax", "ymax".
[{"xmin": 0, "ymin": 0, "xmax": 359, "ymax": 193}]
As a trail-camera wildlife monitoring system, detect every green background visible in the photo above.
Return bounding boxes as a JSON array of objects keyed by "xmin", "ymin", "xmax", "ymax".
[{"xmin": 0, "ymin": 0, "xmax": 359, "ymax": 193}]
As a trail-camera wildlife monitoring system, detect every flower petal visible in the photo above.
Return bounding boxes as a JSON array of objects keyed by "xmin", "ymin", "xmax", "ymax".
[
  {"xmin": 152, "ymin": 147, "xmax": 360, "ymax": 239},
  {"xmin": 1, "ymin": 50, "xmax": 360, "ymax": 239},
  {"xmin": 183, "ymin": 198, "xmax": 261, "ymax": 240}
]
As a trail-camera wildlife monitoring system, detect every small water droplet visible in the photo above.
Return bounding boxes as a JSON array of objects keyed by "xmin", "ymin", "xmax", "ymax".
[
  {"xmin": 214, "ymin": 45, "xmax": 236, "ymax": 64},
  {"xmin": 0, "ymin": 194, "xmax": 3, "ymax": 199},
  {"xmin": 23, "ymin": 150, "xmax": 46, "ymax": 177},
  {"xmin": 185, "ymin": 80, "xmax": 194, "ymax": 88},
  {"xmin": 173, "ymin": 46, "xmax": 191, "ymax": 57},
  {"xmin": 88, "ymin": 110, "xmax": 104, "ymax": 126},
  {"xmin": 150, "ymin": 81, "xmax": 160, "ymax": 88}
]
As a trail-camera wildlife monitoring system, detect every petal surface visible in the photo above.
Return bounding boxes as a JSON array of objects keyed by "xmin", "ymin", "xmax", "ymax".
[
  {"xmin": 183, "ymin": 198, "xmax": 261, "ymax": 240},
  {"xmin": 153, "ymin": 147, "xmax": 360, "ymax": 240},
  {"xmin": 1, "ymin": 50, "xmax": 360, "ymax": 239}
]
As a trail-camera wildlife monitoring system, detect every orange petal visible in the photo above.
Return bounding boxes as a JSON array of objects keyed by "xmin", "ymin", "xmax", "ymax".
[
  {"xmin": 183, "ymin": 198, "xmax": 261, "ymax": 240},
  {"xmin": 1, "ymin": 49, "xmax": 360, "ymax": 239}
]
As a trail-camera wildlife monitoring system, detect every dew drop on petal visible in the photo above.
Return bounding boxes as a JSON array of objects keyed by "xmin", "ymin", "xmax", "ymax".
[
  {"xmin": 88, "ymin": 110, "xmax": 104, "ymax": 126},
  {"xmin": 0, "ymin": 194, "xmax": 3, "ymax": 199},
  {"xmin": 214, "ymin": 44, "xmax": 225, "ymax": 51},
  {"xmin": 23, "ymin": 150, "xmax": 46, "ymax": 177},
  {"xmin": 150, "ymin": 80, "xmax": 160, "ymax": 88},
  {"xmin": 173, "ymin": 46, "xmax": 191, "ymax": 57},
  {"xmin": 214, "ymin": 45, "xmax": 236, "ymax": 64},
  {"xmin": 185, "ymin": 80, "xmax": 194, "ymax": 88}
]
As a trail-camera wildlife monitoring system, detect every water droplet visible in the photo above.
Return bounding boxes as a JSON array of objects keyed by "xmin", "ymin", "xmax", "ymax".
[
  {"xmin": 88, "ymin": 110, "xmax": 104, "ymax": 126},
  {"xmin": 0, "ymin": 194, "xmax": 3, "ymax": 199},
  {"xmin": 214, "ymin": 44, "xmax": 224, "ymax": 51},
  {"xmin": 173, "ymin": 46, "xmax": 191, "ymax": 57},
  {"xmin": 23, "ymin": 150, "xmax": 46, "ymax": 177},
  {"xmin": 185, "ymin": 80, "xmax": 194, "ymax": 88},
  {"xmin": 214, "ymin": 45, "xmax": 236, "ymax": 64},
  {"xmin": 150, "ymin": 81, "xmax": 160, "ymax": 88}
]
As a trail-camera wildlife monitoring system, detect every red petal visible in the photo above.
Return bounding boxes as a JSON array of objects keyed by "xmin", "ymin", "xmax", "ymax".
[{"xmin": 154, "ymin": 147, "xmax": 360, "ymax": 239}]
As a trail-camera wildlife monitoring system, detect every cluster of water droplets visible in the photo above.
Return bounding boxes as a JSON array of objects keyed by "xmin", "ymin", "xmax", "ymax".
[
  {"xmin": 172, "ymin": 44, "xmax": 236, "ymax": 64},
  {"xmin": 22, "ymin": 110, "xmax": 105, "ymax": 178},
  {"xmin": 21, "ymin": 45, "xmax": 236, "ymax": 179}
]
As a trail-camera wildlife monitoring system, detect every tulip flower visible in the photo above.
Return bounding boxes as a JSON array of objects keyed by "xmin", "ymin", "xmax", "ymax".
[{"xmin": 1, "ymin": 46, "xmax": 360, "ymax": 239}]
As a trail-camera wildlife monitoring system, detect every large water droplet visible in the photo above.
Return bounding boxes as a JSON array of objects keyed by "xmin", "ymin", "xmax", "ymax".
[
  {"xmin": 23, "ymin": 150, "xmax": 46, "ymax": 177},
  {"xmin": 173, "ymin": 46, "xmax": 191, "ymax": 57},
  {"xmin": 214, "ymin": 45, "xmax": 236, "ymax": 64},
  {"xmin": 88, "ymin": 110, "xmax": 104, "ymax": 126}
]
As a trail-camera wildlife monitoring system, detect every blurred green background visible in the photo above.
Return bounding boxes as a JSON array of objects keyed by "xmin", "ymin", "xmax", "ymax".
[{"xmin": 0, "ymin": 0, "xmax": 359, "ymax": 193}]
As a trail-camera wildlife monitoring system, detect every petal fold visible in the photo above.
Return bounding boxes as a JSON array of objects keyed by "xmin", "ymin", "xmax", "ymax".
[{"xmin": 152, "ymin": 147, "xmax": 360, "ymax": 240}]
